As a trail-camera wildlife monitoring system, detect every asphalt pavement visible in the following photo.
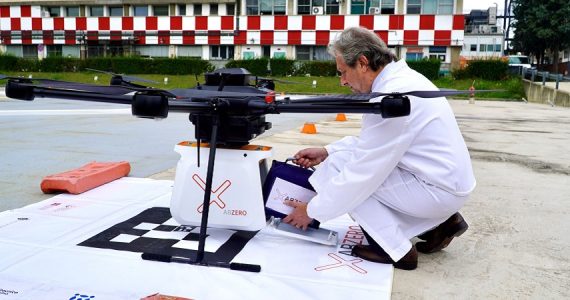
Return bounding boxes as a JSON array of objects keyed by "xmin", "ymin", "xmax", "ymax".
[
  {"xmin": 0, "ymin": 94, "xmax": 332, "ymax": 212},
  {"xmin": 2, "ymin": 89, "xmax": 569, "ymax": 298}
]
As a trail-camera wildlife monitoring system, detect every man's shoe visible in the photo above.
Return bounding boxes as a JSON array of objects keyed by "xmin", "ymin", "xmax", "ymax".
[
  {"xmin": 352, "ymin": 244, "xmax": 418, "ymax": 270},
  {"xmin": 416, "ymin": 213, "xmax": 469, "ymax": 254}
]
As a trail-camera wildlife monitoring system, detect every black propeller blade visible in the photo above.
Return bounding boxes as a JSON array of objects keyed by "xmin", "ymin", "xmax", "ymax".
[
  {"xmin": 289, "ymin": 89, "xmax": 501, "ymax": 103},
  {"xmin": 85, "ymin": 68, "xmax": 159, "ymax": 84}
]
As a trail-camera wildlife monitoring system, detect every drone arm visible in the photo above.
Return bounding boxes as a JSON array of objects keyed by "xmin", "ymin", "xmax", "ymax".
[{"xmin": 248, "ymin": 97, "xmax": 410, "ymax": 118}]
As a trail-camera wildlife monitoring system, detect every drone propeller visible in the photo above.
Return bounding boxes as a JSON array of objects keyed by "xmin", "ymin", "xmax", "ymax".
[
  {"xmin": 85, "ymin": 68, "xmax": 159, "ymax": 84},
  {"xmin": 290, "ymin": 89, "xmax": 500, "ymax": 103},
  {"xmin": 256, "ymin": 76, "xmax": 309, "ymax": 85}
]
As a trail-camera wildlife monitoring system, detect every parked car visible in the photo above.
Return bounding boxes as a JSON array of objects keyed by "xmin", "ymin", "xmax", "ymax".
[{"xmin": 507, "ymin": 55, "xmax": 532, "ymax": 69}]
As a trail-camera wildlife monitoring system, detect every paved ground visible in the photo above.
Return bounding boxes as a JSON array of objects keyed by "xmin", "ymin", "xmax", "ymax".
[
  {"xmin": 153, "ymin": 99, "xmax": 570, "ymax": 299},
  {"xmin": 3, "ymin": 89, "xmax": 569, "ymax": 298},
  {"xmin": 0, "ymin": 93, "xmax": 331, "ymax": 212}
]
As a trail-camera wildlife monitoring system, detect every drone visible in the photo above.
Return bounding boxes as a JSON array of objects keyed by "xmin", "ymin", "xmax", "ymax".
[{"xmin": 2, "ymin": 67, "xmax": 492, "ymax": 272}]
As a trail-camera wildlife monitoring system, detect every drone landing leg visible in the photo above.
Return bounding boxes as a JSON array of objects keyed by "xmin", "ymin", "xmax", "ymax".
[
  {"xmin": 193, "ymin": 114, "xmax": 261, "ymax": 272},
  {"xmin": 195, "ymin": 114, "xmax": 219, "ymax": 263}
]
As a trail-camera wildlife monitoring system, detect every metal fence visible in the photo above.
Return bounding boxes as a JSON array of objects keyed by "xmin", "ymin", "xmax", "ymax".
[{"xmin": 522, "ymin": 68, "xmax": 570, "ymax": 90}]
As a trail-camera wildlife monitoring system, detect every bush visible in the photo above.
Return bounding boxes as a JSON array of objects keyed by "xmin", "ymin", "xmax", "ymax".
[
  {"xmin": 294, "ymin": 61, "xmax": 337, "ymax": 76},
  {"xmin": 0, "ymin": 54, "xmax": 19, "ymax": 71},
  {"xmin": 0, "ymin": 55, "xmax": 213, "ymax": 75},
  {"xmin": 225, "ymin": 58, "xmax": 269, "ymax": 76},
  {"xmin": 40, "ymin": 57, "xmax": 80, "ymax": 72},
  {"xmin": 269, "ymin": 58, "xmax": 296, "ymax": 76},
  {"xmin": 452, "ymin": 59, "xmax": 509, "ymax": 81},
  {"xmin": 407, "ymin": 59, "xmax": 441, "ymax": 80}
]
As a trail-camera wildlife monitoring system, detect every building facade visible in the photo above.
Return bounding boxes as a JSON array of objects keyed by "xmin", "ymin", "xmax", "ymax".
[
  {"xmin": 0, "ymin": 0, "xmax": 465, "ymax": 70},
  {"xmin": 462, "ymin": 7, "xmax": 504, "ymax": 60}
]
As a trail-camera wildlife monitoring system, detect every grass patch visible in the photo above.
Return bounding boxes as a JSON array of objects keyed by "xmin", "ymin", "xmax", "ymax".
[
  {"xmin": 433, "ymin": 76, "xmax": 525, "ymax": 100},
  {"xmin": 1, "ymin": 71, "xmax": 524, "ymax": 100}
]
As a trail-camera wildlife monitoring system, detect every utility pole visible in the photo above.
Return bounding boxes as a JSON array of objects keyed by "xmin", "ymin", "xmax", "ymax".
[{"xmin": 497, "ymin": 0, "xmax": 515, "ymax": 54}]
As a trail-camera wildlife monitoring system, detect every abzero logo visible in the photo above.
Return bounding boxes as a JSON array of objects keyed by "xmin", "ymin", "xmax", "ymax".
[
  {"xmin": 314, "ymin": 226, "xmax": 368, "ymax": 274},
  {"xmin": 192, "ymin": 174, "xmax": 231, "ymax": 212},
  {"xmin": 272, "ymin": 188, "xmax": 304, "ymax": 205},
  {"xmin": 314, "ymin": 253, "xmax": 367, "ymax": 274},
  {"xmin": 338, "ymin": 225, "xmax": 366, "ymax": 256}
]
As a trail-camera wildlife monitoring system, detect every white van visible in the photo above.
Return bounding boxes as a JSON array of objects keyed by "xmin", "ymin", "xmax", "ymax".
[{"xmin": 507, "ymin": 55, "xmax": 532, "ymax": 69}]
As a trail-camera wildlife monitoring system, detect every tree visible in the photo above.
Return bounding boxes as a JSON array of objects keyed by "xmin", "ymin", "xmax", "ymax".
[{"xmin": 512, "ymin": 0, "xmax": 570, "ymax": 73}]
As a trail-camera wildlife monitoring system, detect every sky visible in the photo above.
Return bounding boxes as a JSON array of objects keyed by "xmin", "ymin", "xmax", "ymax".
[{"xmin": 463, "ymin": 0, "xmax": 507, "ymax": 14}]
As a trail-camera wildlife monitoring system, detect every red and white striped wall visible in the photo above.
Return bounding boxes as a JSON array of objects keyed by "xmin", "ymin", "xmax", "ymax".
[{"xmin": 0, "ymin": 5, "xmax": 464, "ymax": 46}]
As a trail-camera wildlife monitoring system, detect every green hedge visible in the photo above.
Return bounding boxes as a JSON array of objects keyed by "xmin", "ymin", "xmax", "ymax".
[
  {"xmin": 294, "ymin": 61, "xmax": 337, "ymax": 76},
  {"xmin": 452, "ymin": 59, "xmax": 508, "ymax": 81},
  {"xmin": 407, "ymin": 59, "xmax": 441, "ymax": 80},
  {"xmin": 269, "ymin": 58, "xmax": 296, "ymax": 76},
  {"xmin": 225, "ymin": 58, "xmax": 270, "ymax": 76},
  {"xmin": 0, "ymin": 55, "xmax": 213, "ymax": 75}
]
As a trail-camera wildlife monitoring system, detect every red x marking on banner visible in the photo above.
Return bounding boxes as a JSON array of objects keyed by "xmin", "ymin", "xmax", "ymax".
[
  {"xmin": 314, "ymin": 253, "xmax": 367, "ymax": 274},
  {"xmin": 192, "ymin": 174, "xmax": 232, "ymax": 213}
]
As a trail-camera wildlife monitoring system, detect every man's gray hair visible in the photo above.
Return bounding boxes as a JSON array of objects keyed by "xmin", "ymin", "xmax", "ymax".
[{"xmin": 328, "ymin": 27, "xmax": 396, "ymax": 71}]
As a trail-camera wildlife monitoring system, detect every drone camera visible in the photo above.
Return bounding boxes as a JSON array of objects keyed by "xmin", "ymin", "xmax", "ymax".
[
  {"xmin": 5, "ymin": 80, "xmax": 35, "ymax": 101},
  {"xmin": 132, "ymin": 93, "xmax": 169, "ymax": 119}
]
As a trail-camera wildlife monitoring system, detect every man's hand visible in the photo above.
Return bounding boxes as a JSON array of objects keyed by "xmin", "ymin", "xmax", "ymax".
[
  {"xmin": 282, "ymin": 201, "xmax": 313, "ymax": 230},
  {"xmin": 293, "ymin": 147, "xmax": 328, "ymax": 168}
]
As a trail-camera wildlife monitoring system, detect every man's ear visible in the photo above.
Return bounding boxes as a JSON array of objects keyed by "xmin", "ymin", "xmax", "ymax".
[{"xmin": 358, "ymin": 55, "xmax": 369, "ymax": 71}]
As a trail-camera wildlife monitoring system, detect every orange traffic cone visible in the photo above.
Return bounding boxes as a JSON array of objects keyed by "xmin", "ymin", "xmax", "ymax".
[
  {"xmin": 301, "ymin": 122, "xmax": 317, "ymax": 134},
  {"xmin": 335, "ymin": 113, "xmax": 347, "ymax": 121}
]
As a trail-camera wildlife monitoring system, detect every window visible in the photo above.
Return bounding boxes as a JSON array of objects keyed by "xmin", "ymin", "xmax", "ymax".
[
  {"xmin": 486, "ymin": 44, "xmax": 494, "ymax": 52},
  {"xmin": 295, "ymin": 46, "xmax": 333, "ymax": 60},
  {"xmin": 211, "ymin": 46, "xmax": 235, "ymax": 60},
  {"xmin": 153, "ymin": 5, "xmax": 169, "ymax": 16},
  {"xmin": 298, "ymin": 0, "xmax": 311, "ymax": 15},
  {"xmin": 438, "ymin": 0, "xmax": 453, "ymax": 14},
  {"xmin": 65, "ymin": 6, "xmax": 80, "ymax": 17},
  {"xmin": 298, "ymin": 0, "xmax": 339, "ymax": 15},
  {"xmin": 495, "ymin": 44, "xmax": 502, "ymax": 52},
  {"xmin": 381, "ymin": 0, "xmax": 395, "ymax": 14},
  {"xmin": 194, "ymin": 4, "xmax": 202, "ymax": 16},
  {"xmin": 564, "ymin": 51, "xmax": 569, "ymax": 59},
  {"xmin": 352, "ymin": 0, "xmax": 393, "ymax": 15},
  {"xmin": 227, "ymin": 4, "xmax": 236, "ymax": 15},
  {"xmin": 408, "ymin": 0, "xmax": 453, "ymax": 14},
  {"xmin": 109, "ymin": 6, "xmax": 123, "ymax": 16},
  {"xmin": 407, "ymin": 0, "xmax": 421, "ymax": 14},
  {"xmin": 46, "ymin": 7, "xmax": 61, "ymax": 17},
  {"xmin": 297, "ymin": 46, "xmax": 311, "ymax": 60},
  {"xmin": 22, "ymin": 45, "xmax": 38, "ymax": 59},
  {"xmin": 178, "ymin": 4, "xmax": 186, "ymax": 16},
  {"xmin": 47, "ymin": 45, "xmax": 62, "ymax": 57},
  {"xmin": 479, "ymin": 44, "xmax": 486, "ymax": 52},
  {"xmin": 470, "ymin": 44, "xmax": 476, "ymax": 51},
  {"xmin": 245, "ymin": 0, "xmax": 286, "ymax": 15},
  {"xmin": 134, "ymin": 5, "xmax": 149, "ymax": 16},
  {"xmin": 429, "ymin": 46, "xmax": 446, "ymax": 61},
  {"xmin": 326, "ymin": 0, "xmax": 340, "ymax": 14},
  {"xmin": 210, "ymin": 4, "xmax": 218, "ymax": 15},
  {"xmin": 90, "ymin": 6, "xmax": 104, "ymax": 17},
  {"xmin": 406, "ymin": 52, "xmax": 423, "ymax": 61}
]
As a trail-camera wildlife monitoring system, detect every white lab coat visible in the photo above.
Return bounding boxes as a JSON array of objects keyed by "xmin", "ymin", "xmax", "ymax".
[{"xmin": 306, "ymin": 59, "xmax": 476, "ymax": 260}]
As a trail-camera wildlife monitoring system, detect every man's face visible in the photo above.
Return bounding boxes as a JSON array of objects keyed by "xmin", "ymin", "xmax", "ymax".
[{"xmin": 336, "ymin": 55, "xmax": 370, "ymax": 94}]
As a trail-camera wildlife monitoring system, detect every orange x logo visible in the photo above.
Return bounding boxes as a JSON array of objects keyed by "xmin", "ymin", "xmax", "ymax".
[
  {"xmin": 314, "ymin": 253, "xmax": 367, "ymax": 274},
  {"xmin": 192, "ymin": 174, "xmax": 232, "ymax": 213}
]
